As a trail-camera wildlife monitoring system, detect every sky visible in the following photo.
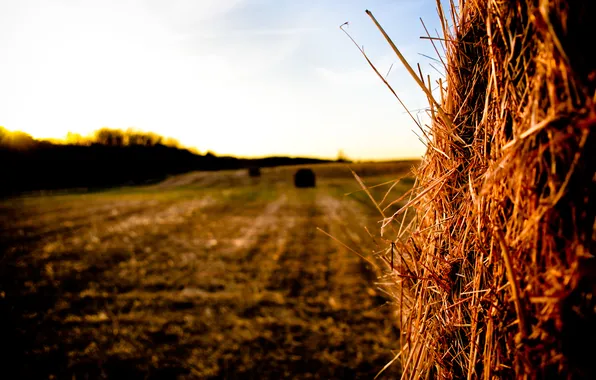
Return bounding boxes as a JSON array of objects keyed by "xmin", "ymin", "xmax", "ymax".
[{"xmin": 0, "ymin": 0, "xmax": 445, "ymax": 160}]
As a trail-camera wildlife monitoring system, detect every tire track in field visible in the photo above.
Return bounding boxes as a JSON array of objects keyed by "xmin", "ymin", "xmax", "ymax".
[
  {"xmin": 231, "ymin": 194, "xmax": 287, "ymax": 262},
  {"xmin": 50, "ymin": 192, "xmax": 295, "ymax": 359},
  {"xmin": 316, "ymin": 193, "xmax": 385, "ymax": 308},
  {"xmin": 84, "ymin": 192, "xmax": 287, "ymax": 302},
  {"xmin": 148, "ymin": 193, "xmax": 291, "ymax": 295},
  {"xmin": 265, "ymin": 191, "xmax": 331, "ymax": 299},
  {"xmin": 208, "ymin": 189, "xmax": 400, "ymax": 379}
]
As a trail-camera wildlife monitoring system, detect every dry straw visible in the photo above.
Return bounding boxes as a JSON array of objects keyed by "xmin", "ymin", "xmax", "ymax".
[{"xmin": 358, "ymin": 0, "xmax": 595, "ymax": 378}]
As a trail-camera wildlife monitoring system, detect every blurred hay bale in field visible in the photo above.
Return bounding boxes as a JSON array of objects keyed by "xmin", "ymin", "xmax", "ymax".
[
  {"xmin": 248, "ymin": 166, "xmax": 261, "ymax": 177},
  {"xmin": 378, "ymin": 0, "xmax": 596, "ymax": 378},
  {"xmin": 294, "ymin": 168, "xmax": 316, "ymax": 188}
]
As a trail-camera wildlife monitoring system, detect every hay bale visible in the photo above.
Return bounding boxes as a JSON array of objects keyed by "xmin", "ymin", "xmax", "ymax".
[
  {"xmin": 294, "ymin": 168, "xmax": 316, "ymax": 188},
  {"xmin": 376, "ymin": 1, "xmax": 596, "ymax": 378},
  {"xmin": 248, "ymin": 166, "xmax": 261, "ymax": 177}
]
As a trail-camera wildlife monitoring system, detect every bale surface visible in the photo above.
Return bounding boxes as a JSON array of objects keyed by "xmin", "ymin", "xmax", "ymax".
[
  {"xmin": 248, "ymin": 166, "xmax": 261, "ymax": 177},
  {"xmin": 294, "ymin": 168, "xmax": 316, "ymax": 188},
  {"xmin": 382, "ymin": 0, "xmax": 596, "ymax": 378}
]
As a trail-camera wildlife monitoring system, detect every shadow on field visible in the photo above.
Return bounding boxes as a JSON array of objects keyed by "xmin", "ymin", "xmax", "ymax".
[{"xmin": 0, "ymin": 243, "xmax": 170, "ymax": 379}]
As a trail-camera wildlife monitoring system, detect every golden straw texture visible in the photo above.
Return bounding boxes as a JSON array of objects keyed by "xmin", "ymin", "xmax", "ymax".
[{"xmin": 378, "ymin": 0, "xmax": 596, "ymax": 378}]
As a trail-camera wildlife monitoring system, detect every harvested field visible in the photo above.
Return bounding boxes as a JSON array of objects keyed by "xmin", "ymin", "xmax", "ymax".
[{"xmin": 0, "ymin": 161, "xmax": 416, "ymax": 379}]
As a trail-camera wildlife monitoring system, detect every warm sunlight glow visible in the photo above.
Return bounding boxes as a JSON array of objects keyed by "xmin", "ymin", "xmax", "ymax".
[{"xmin": 0, "ymin": 1, "xmax": 442, "ymax": 160}]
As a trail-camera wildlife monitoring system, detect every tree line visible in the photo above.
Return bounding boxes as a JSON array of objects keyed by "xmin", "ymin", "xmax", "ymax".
[
  {"xmin": 0, "ymin": 127, "xmax": 185, "ymax": 150},
  {"xmin": 0, "ymin": 127, "xmax": 332, "ymax": 195}
]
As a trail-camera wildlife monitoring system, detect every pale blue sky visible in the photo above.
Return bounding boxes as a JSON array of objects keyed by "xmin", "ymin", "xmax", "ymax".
[{"xmin": 0, "ymin": 0, "xmax": 445, "ymax": 159}]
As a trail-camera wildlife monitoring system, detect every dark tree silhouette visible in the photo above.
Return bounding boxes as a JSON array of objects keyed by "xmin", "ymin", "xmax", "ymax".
[{"xmin": 0, "ymin": 128, "xmax": 332, "ymax": 195}]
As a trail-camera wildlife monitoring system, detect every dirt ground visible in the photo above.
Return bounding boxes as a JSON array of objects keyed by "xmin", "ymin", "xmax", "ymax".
[{"xmin": 0, "ymin": 162, "xmax": 416, "ymax": 379}]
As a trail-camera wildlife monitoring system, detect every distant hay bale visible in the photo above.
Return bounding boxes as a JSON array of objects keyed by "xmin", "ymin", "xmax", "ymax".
[
  {"xmin": 248, "ymin": 166, "xmax": 261, "ymax": 177},
  {"xmin": 294, "ymin": 168, "xmax": 316, "ymax": 188},
  {"xmin": 375, "ymin": 0, "xmax": 596, "ymax": 378}
]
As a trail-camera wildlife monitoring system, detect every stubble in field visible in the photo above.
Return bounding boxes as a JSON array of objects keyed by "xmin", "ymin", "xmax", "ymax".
[{"xmin": 0, "ymin": 162, "xmax": 415, "ymax": 379}]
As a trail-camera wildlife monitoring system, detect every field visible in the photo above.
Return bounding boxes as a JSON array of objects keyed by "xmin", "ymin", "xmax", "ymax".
[{"xmin": 0, "ymin": 161, "xmax": 416, "ymax": 379}]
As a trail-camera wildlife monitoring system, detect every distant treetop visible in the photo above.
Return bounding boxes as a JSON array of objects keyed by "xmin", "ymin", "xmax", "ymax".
[
  {"xmin": 0, "ymin": 126, "xmax": 36, "ymax": 150},
  {"xmin": 91, "ymin": 128, "xmax": 181, "ymax": 148},
  {"xmin": 1, "ymin": 126, "xmax": 188, "ymax": 151}
]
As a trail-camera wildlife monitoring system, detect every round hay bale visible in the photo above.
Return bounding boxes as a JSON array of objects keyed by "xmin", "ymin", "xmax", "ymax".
[
  {"xmin": 370, "ymin": 1, "xmax": 596, "ymax": 378},
  {"xmin": 294, "ymin": 168, "xmax": 316, "ymax": 188},
  {"xmin": 247, "ymin": 166, "xmax": 261, "ymax": 177}
]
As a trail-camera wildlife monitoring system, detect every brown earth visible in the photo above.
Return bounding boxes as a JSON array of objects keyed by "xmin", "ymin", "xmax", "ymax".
[{"xmin": 0, "ymin": 162, "xmax": 415, "ymax": 379}]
